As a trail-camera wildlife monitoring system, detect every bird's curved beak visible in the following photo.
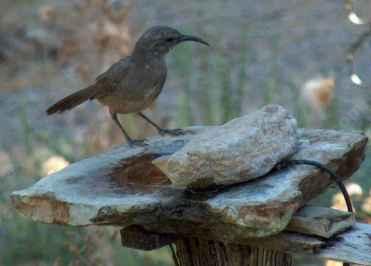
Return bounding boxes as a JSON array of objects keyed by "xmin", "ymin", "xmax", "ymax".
[{"xmin": 179, "ymin": 35, "xmax": 209, "ymax": 46}]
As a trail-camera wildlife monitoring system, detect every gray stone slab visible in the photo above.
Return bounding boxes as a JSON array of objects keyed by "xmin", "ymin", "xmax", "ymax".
[
  {"xmin": 11, "ymin": 128, "xmax": 367, "ymax": 238},
  {"xmin": 286, "ymin": 206, "xmax": 355, "ymax": 238},
  {"xmin": 154, "ymin": 105, "xmax": 298, "ymax": 188},
  {"xmin": 318, "ymin": 223, "xmax": 371, "ymax": 266}
]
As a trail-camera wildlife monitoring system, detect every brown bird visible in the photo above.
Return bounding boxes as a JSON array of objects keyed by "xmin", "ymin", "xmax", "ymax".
[{"xmin": 46, "ymin": 26, "xmax": 209, "ymax": 146}]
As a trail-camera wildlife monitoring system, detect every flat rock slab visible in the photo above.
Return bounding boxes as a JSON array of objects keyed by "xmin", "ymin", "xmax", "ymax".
[
  {"xmin": 186, "ymin": 222, "xmax": 371, "ymax": 266},
  {"xmin": 318, "ymin": 223, "xmax": 371, "ymax": 265},
  {"xmin": 286, "ymin": 206, "xmax": 354, "ymax": 238},
  {"xmin": 154, "ymin": 105, "xmax": 298, "ymax": 188},
  {"xmin": 119, "ymin": 207, "xmax": 355, "ymax": 250},
  {"xmin": 11, "ymin": 128, "xmax": 367, "ymax": 239}
]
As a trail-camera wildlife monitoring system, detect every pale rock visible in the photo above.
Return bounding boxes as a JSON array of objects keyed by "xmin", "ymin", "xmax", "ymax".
[{"xmin": 154, "ymin": 105, "xmax": 298, "ymax": 188}]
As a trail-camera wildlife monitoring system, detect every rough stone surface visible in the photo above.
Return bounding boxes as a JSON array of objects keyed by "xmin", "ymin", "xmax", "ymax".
[
  {"xmin": 154, "ymin": 105, "xmax": 298, "ymax": 188},
  {"xmin": 10, "ymin": 127, "xmax": 367, "ymax": 239},
  {"xmin": 119, "ymin": 206, "xmax": 356, "ymax": 250},
  {"xmin": 318, "ymin": 223, "xmax": 371, "ymax": 265},
  {"xmin": 286, "ymin": 206, "xmax": 354, "ymax": 238}
]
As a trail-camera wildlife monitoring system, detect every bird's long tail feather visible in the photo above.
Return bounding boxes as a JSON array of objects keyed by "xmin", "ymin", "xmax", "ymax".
[{"xmin": 46, "ymin": 85, "xmax": 97, "ymax": 115}]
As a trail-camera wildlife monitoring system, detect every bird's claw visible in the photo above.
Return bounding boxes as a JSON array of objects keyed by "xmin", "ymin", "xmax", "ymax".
[
  {"xmin": 128, "ymin": 139, "xmax": 148, "ymax": 147},
  {"xmin": 159, "ymin": 128, "xmax": 187, "ymax": 136}
]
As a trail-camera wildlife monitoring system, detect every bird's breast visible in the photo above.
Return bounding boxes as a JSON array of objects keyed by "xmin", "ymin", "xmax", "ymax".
[{"xmin": 98, "ymin": 59, "xmax": 167, "ymax": 114}]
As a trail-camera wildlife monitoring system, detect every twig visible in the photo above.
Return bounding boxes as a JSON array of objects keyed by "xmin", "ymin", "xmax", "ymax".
[
  {"xmin": 345, "ymin": 0, "xmax": 371, "ymax": 88},
  {"xmin": 347, "ymin": 27, "xmax": 371, "ymax": 59},
  {"xmin": 169, "ymin": 244, "xmax": 180, "ymax": 266}
]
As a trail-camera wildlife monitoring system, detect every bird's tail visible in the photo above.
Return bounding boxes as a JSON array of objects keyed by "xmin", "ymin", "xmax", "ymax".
[{"xmin": 46, "ymin": 85, "xmax": 97, "ymax": 115}]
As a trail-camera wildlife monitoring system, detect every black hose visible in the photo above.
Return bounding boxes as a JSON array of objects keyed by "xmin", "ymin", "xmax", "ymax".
[{"xmin": 279, "ymin": 159, "xmax": 353, "ymax": 213}]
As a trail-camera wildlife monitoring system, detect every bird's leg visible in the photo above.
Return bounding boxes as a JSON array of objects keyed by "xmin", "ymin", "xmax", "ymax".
[
  {"xmin": 110, "ymin": 112, "xmax": 147, "ymax": 146},
  {"xmin": 137, "ymin": 112, "xmax": 162, "ymax": 131},
  {"xmin": 138, "ymin": 112, "xmax": 186, "ymax": 136}
]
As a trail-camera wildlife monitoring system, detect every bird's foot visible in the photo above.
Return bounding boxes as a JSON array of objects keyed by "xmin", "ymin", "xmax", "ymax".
[
  {"xmin": 158, "ymin": 128, "xmax": 188, "ymax": 136},
  {"xmin": 128, "ymin": 139, "xmax": 148, "ymax": 147}
]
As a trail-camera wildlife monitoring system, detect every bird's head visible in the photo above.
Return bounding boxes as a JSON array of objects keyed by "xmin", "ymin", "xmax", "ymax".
[{"xmin": 133, "ymin": 26, "xmax": 209, "ymax": 57}]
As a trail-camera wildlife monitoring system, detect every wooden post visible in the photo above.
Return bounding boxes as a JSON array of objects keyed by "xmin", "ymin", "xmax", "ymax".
[
  {"xmin": 119, "ymin": 226, "xmax": 293, "ymax": 266},
  {"xmin": 175, "ymin": 238, "xmax": 293, "ymax": 266}
]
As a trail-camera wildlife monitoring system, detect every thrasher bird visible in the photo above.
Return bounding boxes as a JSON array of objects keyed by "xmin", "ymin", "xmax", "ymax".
[{"xmin": 46, "ymin": 26, "xmax": 209, "ymax": 146}]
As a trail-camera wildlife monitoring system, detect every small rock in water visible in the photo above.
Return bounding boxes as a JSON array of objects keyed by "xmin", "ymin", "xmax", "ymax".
[{"xmin": 154, "ymin": 105, "xmax": 298, "ymax": 188}]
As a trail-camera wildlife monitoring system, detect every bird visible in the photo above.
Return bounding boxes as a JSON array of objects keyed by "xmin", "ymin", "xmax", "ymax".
[{"xmin": 46, "ymin": 26, "xmax": 209, "ymax": 146}]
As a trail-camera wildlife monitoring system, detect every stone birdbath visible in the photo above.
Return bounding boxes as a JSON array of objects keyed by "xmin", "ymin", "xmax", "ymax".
[{"xmin": 11, "ymin": 105, "xmax": 371, "ymax": 266}]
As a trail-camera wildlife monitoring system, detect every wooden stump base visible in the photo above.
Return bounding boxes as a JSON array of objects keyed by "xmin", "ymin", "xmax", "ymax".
[{"xmin": 175, "ymin": 238, "xmax": 293, "ymax": 266}]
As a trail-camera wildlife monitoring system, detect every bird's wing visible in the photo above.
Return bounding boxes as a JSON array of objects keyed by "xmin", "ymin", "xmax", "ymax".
[
  {"xmin": 93, "ymin": 56, "xmax": 132, "ymax": 99},
  {"xmin": 156, "ymin": 68, "xmax": 167, "ymax": 93}
]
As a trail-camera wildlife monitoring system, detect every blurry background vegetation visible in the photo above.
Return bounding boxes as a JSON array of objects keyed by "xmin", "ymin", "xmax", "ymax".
[{"xmin": 0, "ymin": 0, "xmax": 370, "ymax": 265}]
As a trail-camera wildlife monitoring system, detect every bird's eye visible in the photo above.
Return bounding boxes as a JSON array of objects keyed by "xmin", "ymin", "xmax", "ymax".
[{"xmin": 166, "ymin": 37, "xmax": 175, "ymax": 42}]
